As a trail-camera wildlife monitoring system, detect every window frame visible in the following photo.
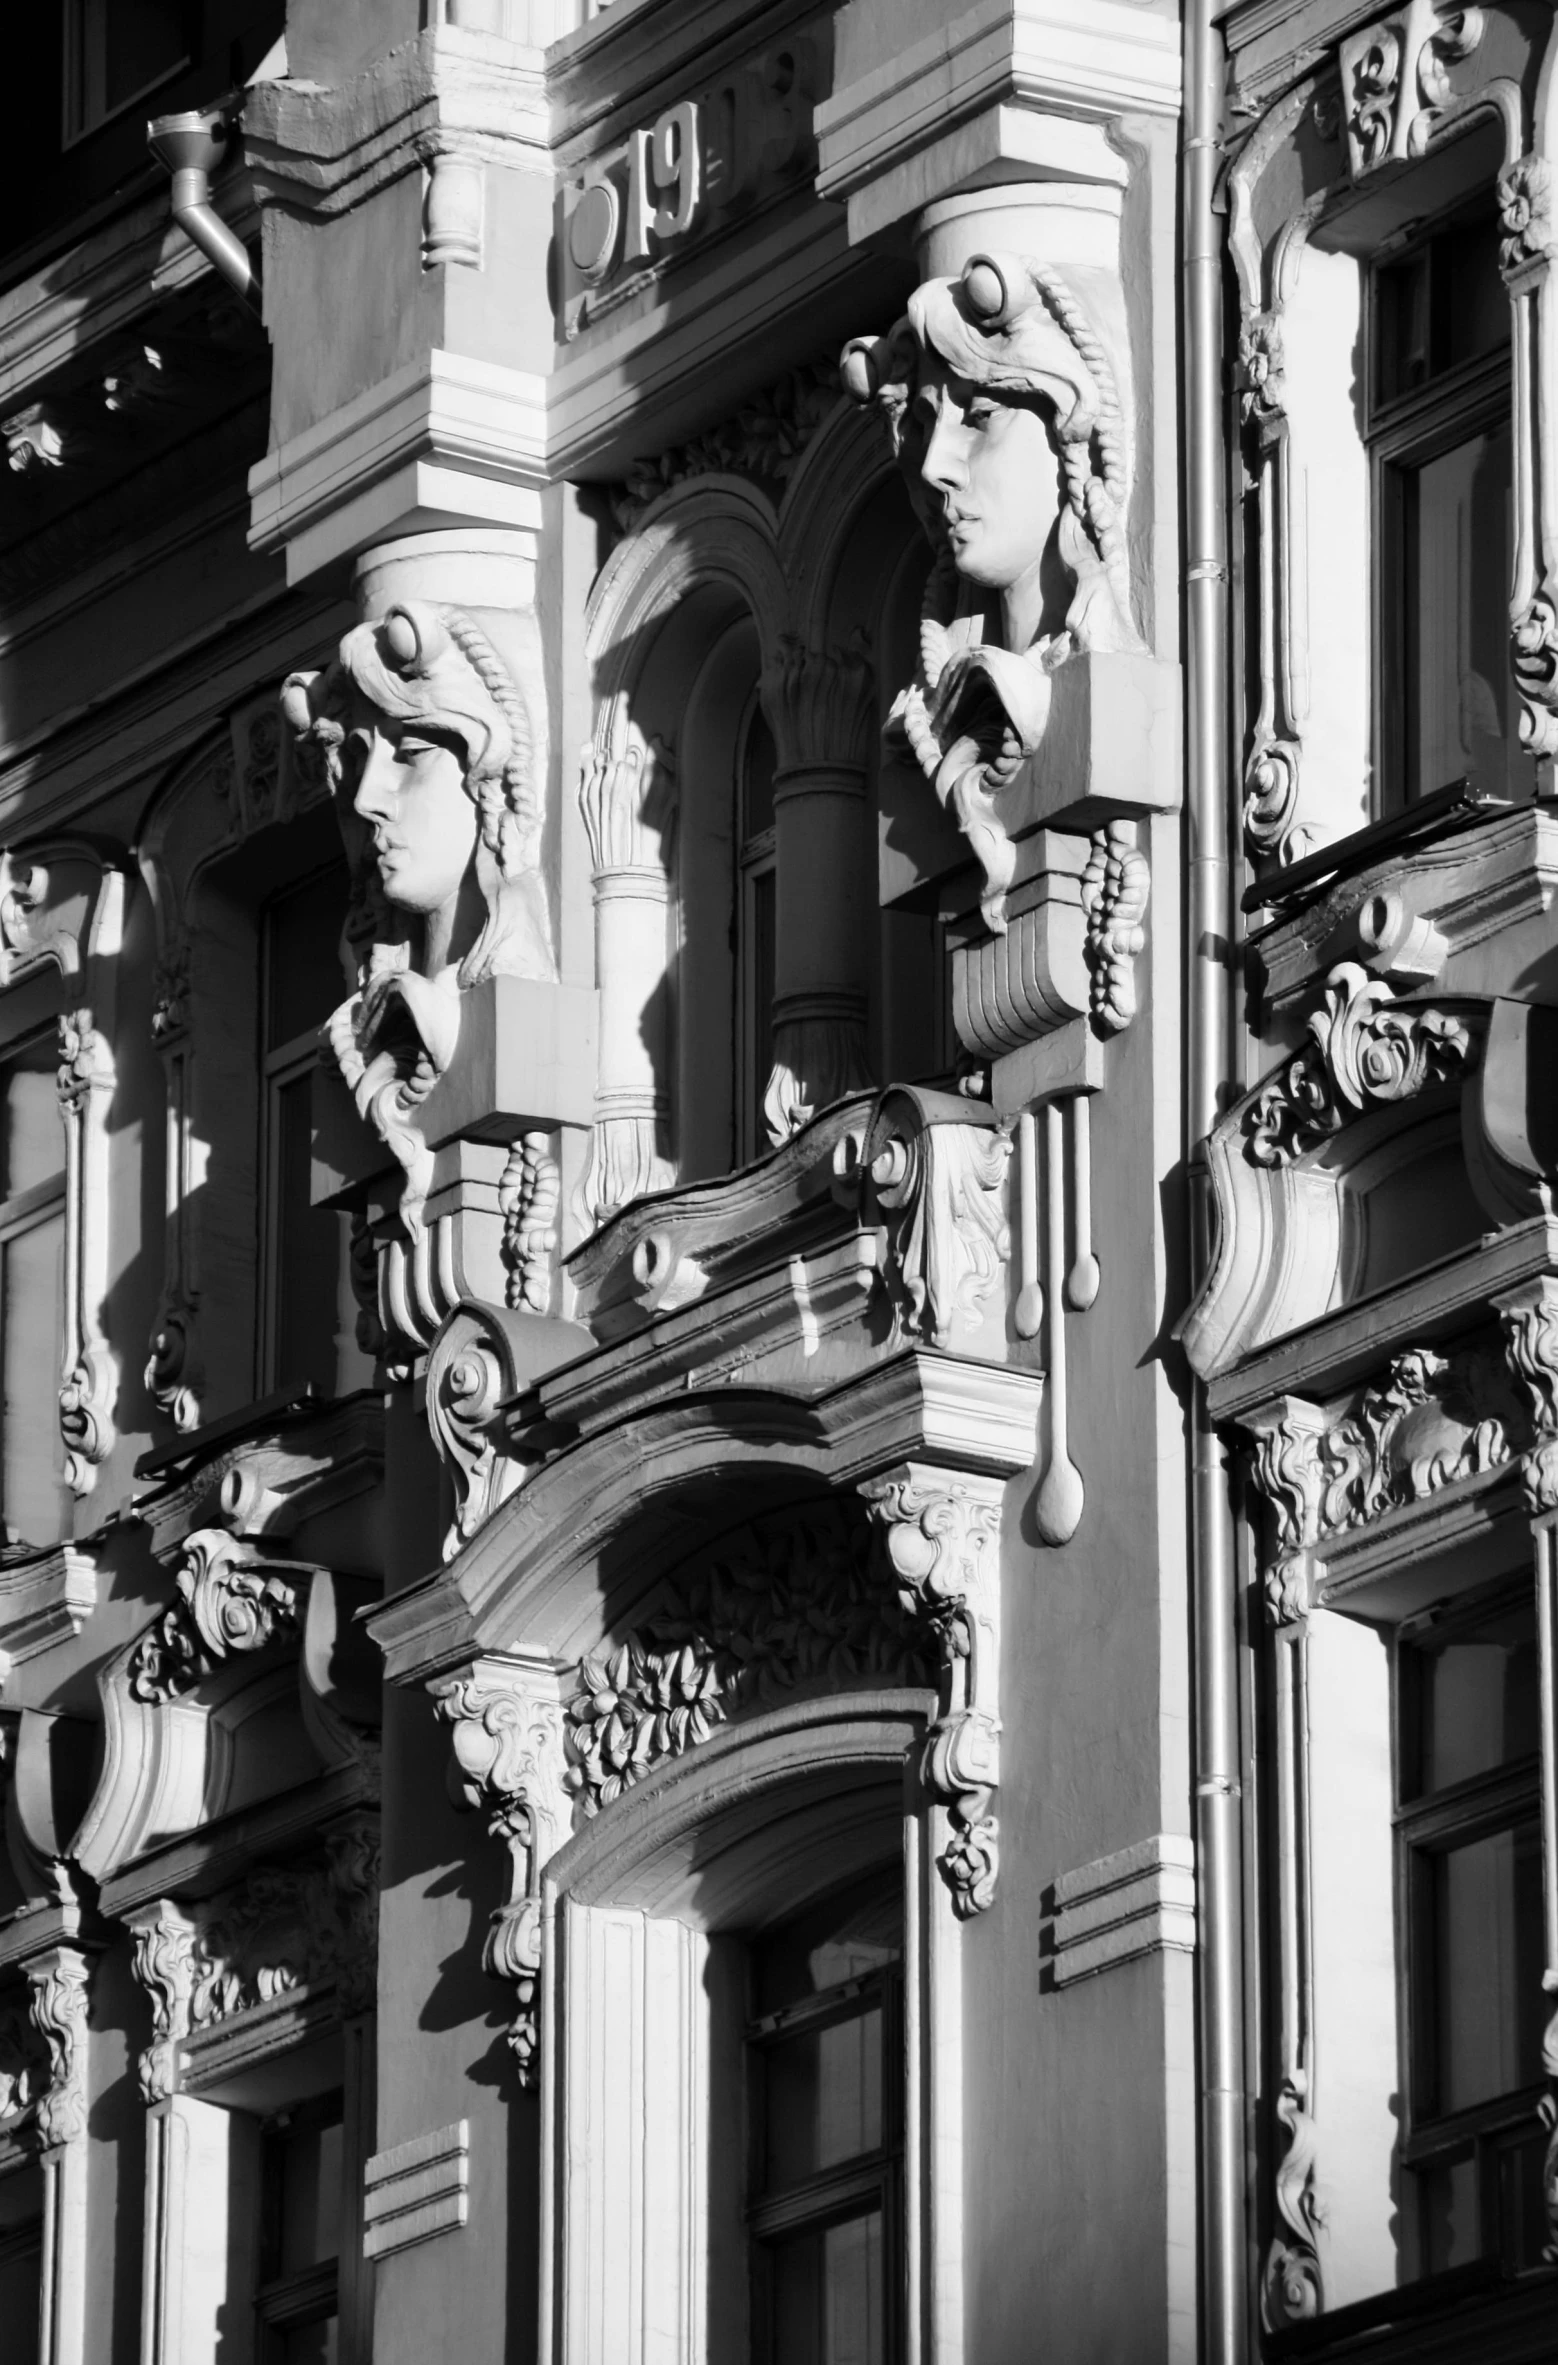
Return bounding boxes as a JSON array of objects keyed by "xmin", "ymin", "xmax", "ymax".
[
  {"xmin": 735, "ymin": 686, "xmax": 777, "ymax": 1167},
  {"xmin": 1366, "ymin": 209, "xmax": 1515, "ymax": 816},
  {"xmin": 61, "ymin": 0, "xmax": 191, "ymax": 148}
]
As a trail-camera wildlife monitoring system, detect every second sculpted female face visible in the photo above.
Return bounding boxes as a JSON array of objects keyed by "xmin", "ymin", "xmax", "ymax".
[
  {"xmin": 906, "ymin": 353, "xmax": 1068, "ymax": 644},
  {"xmin": 346, "ymin": 704, "xmax": 480, "ymax": 921}
]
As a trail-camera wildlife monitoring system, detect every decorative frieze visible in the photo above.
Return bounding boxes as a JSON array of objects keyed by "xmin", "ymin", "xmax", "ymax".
[
  {"xmin": 608, "ymin": 357, "xmax": 838, "ymax": 533},
  {"xmin": 1245, "ymin": 965, "xmax": 1479, "ymax": 1167},
  {"xmin": 126, "ymin": 1830, "xmax": 379, "ymax": 2098},
  {"xmin": 563, "ymin": 1500, "xmax": 936, "ymax": 1818},
  {"xmin": 432, "ymin": 1660, "xmax": 569, "ymax": 2086}
]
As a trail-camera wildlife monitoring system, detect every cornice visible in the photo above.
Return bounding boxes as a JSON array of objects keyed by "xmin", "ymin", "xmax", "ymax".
[
  {"xmin": 815, "ymin": 0, "xmax": 1182, "ymax": 213},
  {"xmin": 1207, "ymin": 1217, "xmax": 1558, "ymax": 1422},
  {"xmin": 244, "ymin": 26, "xmax": 548, "ymax": 215}
]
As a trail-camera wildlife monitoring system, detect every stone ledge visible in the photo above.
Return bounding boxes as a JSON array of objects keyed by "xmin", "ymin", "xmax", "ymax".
[
  {"xmin": 1051, "ymin": 1833, "xmax": 1197, "ymax": 1985},
  {"xmin": 363, "ymin": 2118, "xmax": 470, "ymax": 2260}
]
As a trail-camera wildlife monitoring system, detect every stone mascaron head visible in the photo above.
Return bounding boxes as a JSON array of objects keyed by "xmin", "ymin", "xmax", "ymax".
[
  {"xmin": 842, "ymin": 253, "xmax": 1141, "ymax": 923},
  {"xmin": 280, "ymin": 599, "xmax": 552, "ymax": 995}
]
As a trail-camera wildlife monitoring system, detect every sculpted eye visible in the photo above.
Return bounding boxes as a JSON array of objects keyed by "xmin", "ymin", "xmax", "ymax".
[{"xmin": 965, "ymin": 399, "xmax": 996, "ymax": 430}]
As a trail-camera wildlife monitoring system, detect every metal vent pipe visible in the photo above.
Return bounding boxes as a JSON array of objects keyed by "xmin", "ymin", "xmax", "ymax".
[{"xmin": 147, "ymin": 106, "xmax": 259, "ymax": 313}]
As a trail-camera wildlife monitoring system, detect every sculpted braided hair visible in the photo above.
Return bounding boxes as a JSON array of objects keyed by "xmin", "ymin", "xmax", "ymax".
[
  {"xmin": 440, "ymin": 605, "xmax": 540, "ymax": 875},
  {"xmin": 1024, "ymin": 262, "xmax": 1132, "ymax": 623}
]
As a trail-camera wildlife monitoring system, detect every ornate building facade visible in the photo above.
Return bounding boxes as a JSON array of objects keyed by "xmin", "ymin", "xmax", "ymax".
[{"xmin": 1, "ymin": 0, "xmax": 1557, "ymax": 2359}]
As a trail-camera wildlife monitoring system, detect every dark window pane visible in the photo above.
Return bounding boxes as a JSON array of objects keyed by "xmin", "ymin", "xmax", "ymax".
[
  {"xmin": 769, "ymin": 2211, "xmax": 885, "ymax": 2365},
  {"xmin": 0, "ymin": 2175, "xmax": 42, "ymax": 2365},
  {"xmin": 266, "ymin": 866, "xmax": 349, "ymax": 1052},
  {"xmin": 1397, "ymin": 420, "xmax": 1529, "ymax": 804},
  {"xmin": 280, "ymin": 2315, "xmax": 339, "ymax": 2365},
  {"xmin": 742, "ymin": 705, "xmax": 778, "ymax": 843},
  {"xmin": 0, "ymin": 1038, "xmax": 64, "ymax": 1201},
  {"xmin": 765, "ymin": 2006, "xmax": 884, "ymax": 2190},
  {"xmin": 755, "ymin": 1876, "xmax": 902, "ymax": 2017},
  {"xmin": 1428, "ymin": 1818, "xmax": 1543, "ymax": 2115},
  {"xmin": 272, "ymin": 1074, "xmax": 342, "ymax": 1394},
  {"xmin": 2, "ymin": 1209, "xmax": 66, "ymax": 1547},
  {"xmin": 263, "ymin": 2097, "xmax": 343, "ymax": 2281},
  {"xmin": 1407, "ymin": 1600, "xmax": 1539, "ymax": 1797},
  {"xmin": 1377, "ymin": 208, "xmax": 1508, "ymax": 403},
  {"xmin": 1412, "ymin": 2151, "xmax": 1480, "ymax": 2277},
  {"xmin": 103, "ymin": 0, "xmax": 187, "ymax": 113},
  {"xmin": 1498, "ymin": 2125, "xmax": 1551, "ymax": 2272},
  {"xmin": 747, "ymin": 866, "xmax": 775, "ymax": 1153}
]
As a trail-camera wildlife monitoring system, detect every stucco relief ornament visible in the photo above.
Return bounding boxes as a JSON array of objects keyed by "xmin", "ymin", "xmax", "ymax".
[
  {"xmin": 842, "ymin": 252, "xmax": 1142, "ymax": 930},
  {"xmin": 1236, "ymin": 311, "xmax": 1287, "ymax": 428},
  {"xmin": 281, "ymin": 602, "xmax": 553, "ymax": 1236},
  {"xmin": 1244, "ymin": 963, "xmax": 1478, "ymax": 1166}
]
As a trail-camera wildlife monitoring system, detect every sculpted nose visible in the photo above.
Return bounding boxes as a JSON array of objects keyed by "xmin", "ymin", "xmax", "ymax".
[
  {"xmin": 921, "ymin": 404, "xmax": 967, "ymax": 495},
  {"xmin": 353, "ymin": 735, "xmax": 397, "ymax": 822}
]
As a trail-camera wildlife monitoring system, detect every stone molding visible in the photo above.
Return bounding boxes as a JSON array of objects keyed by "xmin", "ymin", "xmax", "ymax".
[
  {"xmin": 577, "ymin": 719, "xmax": 677, "ymax": 1225},
  {"xmin": 1049, "ymin": 1834, "xmax": 1197, "ymax": 1984},
  {"xmin": 363, "ymin": 2120, "xmax": 470, "ymax": 2261},
  {"xmin": 1244, "ymin": 966, "xmax": 1480, "ymax": 1168},
  {"xmin": 607, "ymin": 357, "xmax": 840, "ymax": 533}
]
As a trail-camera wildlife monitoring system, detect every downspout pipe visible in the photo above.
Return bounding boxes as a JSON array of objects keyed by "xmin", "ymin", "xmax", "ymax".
[
  {"xmin": 146, "ymin": 106, "xmax": 260, "ymax": 314},
  {"xmin": 1182, "ymin": 3, "xmax": 1247, "ymax": 2361}
]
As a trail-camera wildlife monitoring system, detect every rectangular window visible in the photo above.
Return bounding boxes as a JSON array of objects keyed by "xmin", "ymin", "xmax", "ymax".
[
  {"xmin": 1396, "ymin": 1586, "xmax": 1548, "ymax": 2280},
  {"xmin": 747, "ymin": 1878, "xmax": 903, "ymax": 2365},
  {"xmin": 0, "ymin": 2159, "xmax": 44, "ymax": 2365},
  {"xmin": 255, "ymin": 2090, "xmax": 344, "ymax": 2364},
  {"xmin": 0, "ymin": 1034, "xmax": 67, "ymax": 1548},
  {"xmin": 258, "ymin": 863, "xmax": 351, "ymax": 1399},
  {"xmin": 1371, "ymin": 199, "xmax": 1532, "ymax": 813},
  {"xmin": 63, "ymin": 0, "xmax": 190, "ymax": 143}
]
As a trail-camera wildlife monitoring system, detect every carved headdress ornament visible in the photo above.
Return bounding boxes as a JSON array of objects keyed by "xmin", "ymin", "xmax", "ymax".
[{"xmin": 281, "ymin": 599, "xmax": 546, "ymax": 990}]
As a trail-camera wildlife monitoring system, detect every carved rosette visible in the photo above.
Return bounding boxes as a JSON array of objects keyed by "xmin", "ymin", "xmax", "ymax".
[
  {"xmin": 431, "ymin": 1660, "xmax": 570, "ymax": 2087},
  {"xmin": 861, "ymin": 1466, "xmax": 1005, "ymax": 1916},
  {"xmin": 1499, "ymin": 154, "xmax": 1554, "ymax": 279},
  {"xmin": 854, "ymin": 1087, "xmax": 1011, "ymax": 1349},
  {"xmin": 1236, "ymin": 310, "xmax": 1287, "ymax": 429},
  {"xmin": 1245, "ymin": 966, "xmax": 1480, "ymax": 1167},
  {"xmin": 578, "ymin": 720, "xmax": 678, "ymax": 1225}
]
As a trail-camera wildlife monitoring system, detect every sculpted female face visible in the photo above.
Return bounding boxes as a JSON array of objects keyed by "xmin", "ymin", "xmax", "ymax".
[
  {"xmin": 906, "ymin": 350, "xmax": 1067, "ymax": 612},
  {"xmin": 344, "ymin": 702, "xmax": 479, "ymax": 919}
]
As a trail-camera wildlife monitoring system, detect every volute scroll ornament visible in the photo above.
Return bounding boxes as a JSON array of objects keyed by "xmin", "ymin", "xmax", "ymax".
[
  {"xmin": 1243, "ymin": 965, "xmax": 1480, "ymax": 1168},
  {"xmin": 845, "ymin": 1085, "xmax": 1011, "ymax": 1351}
]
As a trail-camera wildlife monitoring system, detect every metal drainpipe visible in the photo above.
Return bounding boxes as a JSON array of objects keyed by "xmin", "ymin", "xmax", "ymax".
[
  {"xmin": 1183, "ymin": 3, "xmax": 1247, "ymax": 2360},
  {"xmin": 146, "ymin": 106, "xmax": 260, "ymax": 313}
]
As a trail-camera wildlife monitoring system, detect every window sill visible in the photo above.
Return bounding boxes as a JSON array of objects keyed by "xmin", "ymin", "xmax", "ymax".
[{"xmin": 1268, "ymin": 2262, "xmax": 1558, "ymax": 2363}]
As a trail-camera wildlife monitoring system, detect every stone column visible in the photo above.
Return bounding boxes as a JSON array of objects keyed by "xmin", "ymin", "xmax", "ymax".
[
  {"xmin": 577, "ymin": 722, "xmax": 677, "ymax": 1224},
  {"xmin": 759, "ymin": 635, "xmax": 877, "ymax": 1140}
]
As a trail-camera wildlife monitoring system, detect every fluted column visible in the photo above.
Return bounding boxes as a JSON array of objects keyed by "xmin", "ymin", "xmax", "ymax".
[
  {"xmin": 578, "ymin": 720, "xmax": 678, "ymax": 1224},
  {"xmin": 759, "ymin": 635, "xmax": 877, "ymax": 1140}
]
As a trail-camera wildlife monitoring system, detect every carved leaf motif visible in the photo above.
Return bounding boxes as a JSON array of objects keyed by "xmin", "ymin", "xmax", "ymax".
[
  {"xmin": 1263, "ymin": 2072, "xmax": 1324, "ymax": 2328},
  {"xmin": 864, "ymin": 1097, "xmax": 1011, "ymax": 1347},
  {"xmin": 1244, "ymin": 966, "xmax": 1479, "ymax": 1167},
  {"xmin": 563, "ymin": 1503, "xmax": 937, "ymax": 1817}
]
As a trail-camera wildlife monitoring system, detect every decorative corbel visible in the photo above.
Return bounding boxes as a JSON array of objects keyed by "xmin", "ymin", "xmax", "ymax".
[
  {"xmin": 1496, "ymin": 1275, "xmax": 1558, "ymax": 1510},
  {"xmin": 1499, "ymin": 152, "xmax": 1558, "ymax": 764},
  {"xmin": 23, "ymin": 1943, "xmax": 92, "ymax": 2149},
  {"xmin": 128, "ymin": 1530, "xmax": 318, "ymax": 1704},
  {"xmin": 577, "ymin": 715, "xmax": 677, "ymax": 1226},
  {"xmin": 125, "ymin": 1899, "xmax": 199, "ymax": 2102},
  {"xmin": 430, "ymin": 1657, "xmax": 571, "ymax": 2086},
  {"xmin": 854, "ymin": 1085, "xmax": 1011, "ymax": 1353},
  {"xmin": 862, "ymin": 1465, "xmax": 1005, "ymax": 1916},
  {"xmin": 758, "ymin": 634, "xmax": 877, "ymax": 1140}
]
